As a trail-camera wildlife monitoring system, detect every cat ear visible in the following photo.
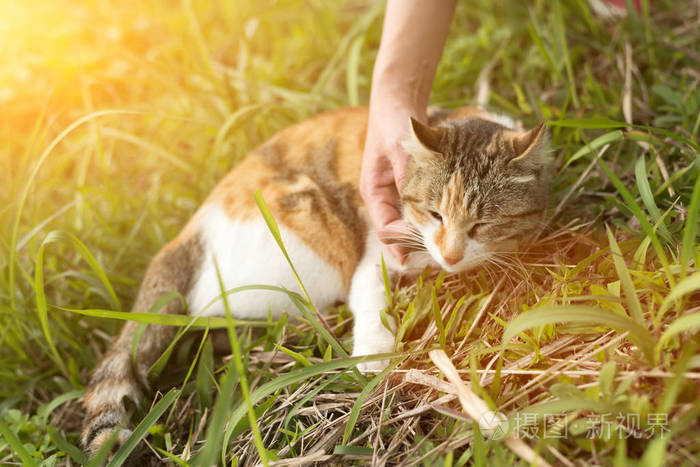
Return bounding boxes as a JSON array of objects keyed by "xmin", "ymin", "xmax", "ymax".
[
  {"xmin": 508, "ymin": 122, "xmax": 548, "ymax": 165},
  {"xmin": 401, "ymin": 117, "xmax": 444, "ymax": 163}
]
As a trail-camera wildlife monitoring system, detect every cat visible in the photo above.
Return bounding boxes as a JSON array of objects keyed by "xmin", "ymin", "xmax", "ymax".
[{"xmin": 81, "ymin": 105, "xmax": 550, "ymax": 455}]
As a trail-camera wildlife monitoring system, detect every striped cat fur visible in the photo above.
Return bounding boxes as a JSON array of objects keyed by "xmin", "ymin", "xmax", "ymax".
[{"xmin": 81, "ymin": 105, "xmax": 550, "ymax": 456}]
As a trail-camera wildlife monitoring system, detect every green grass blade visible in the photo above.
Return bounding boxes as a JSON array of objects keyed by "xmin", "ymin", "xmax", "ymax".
[
  {"xmin": 99, "ymin": 127, "xmax": 194, "ymax": 172},
  {"xmin": 155, "ymin": 447, "xmax": 191, "ymax": 466},
  {"xmin": 657, "ymin": 313, "xmax": 700, "ymax": 352},
  {"xmin": 214, "ymin": 258, "xmax": 268, "ymax": 466},
  {"xmin": 0, "ymin": 417, "xmax": 37, "ymax": 466},
  {"xmin": 56, "ymin": 282, "xmax": 306, "ymax": 331},
  {"xmin": 254, "ymin": 190, "xmax": 355, "ymax": 366},
  {"xmin": 432, "ymin": 288, "xmax": 446, "ymax": 349},
  {"xmin": 570, "ymin": 0, "xmax": 599, "ymax": 36},
  {"xmin": 639, "ymin": 0, "xmax": 654, "ymax": 63},
  {"xmin": 381, "ymin": 254, "xmax": 392, "ymax": 309},
  {"xmin": 565, "ymin": 130, "xmax": 657, "ymax": 169},
  {"xmin": 38, "ymin": 230, "xmax": 120, "ymax": 307},
  {"xmin": 212, "ymin": 104, "xmax": 268, "ymax": 159},
  {"xmin": 547, "ymin": 118, "xmax": 628, "ymax": 129},
  {"xmin": 346, "ymin": 36, "xmax": 363, "ymax": 107},
  {"xmin": 595, "ymin": 155, "xmax": 675, "ymax": 288},
  {"xmin": 37, "ymin": 390, "xmax": 83, "ymax": 424},
  {"xmin": 107, "ymin": 388, "xmax": 180, "ymax": 467},
  {"xmin": 635, "ymin": 155, "xmax": 672, "ymax": 241},
  {"xmin": 56, "ymin": 306, "xmax": 265, "ymax": 328},
  {"xmin": 195, "ymin": 359, "xmax": 238, "ymax": 466},
  {"xmin": 222, "ymin": 352, "xmax": 398, "ymax": 448},
  {"xmin": 311, "ymin": 1, "xmax": 382, "ymax": 96},
  {"xmin": 657, "ymin": 271, "xmax": 700, "ymax": 320},
  {"xmin": 553, "ymin": 0, "xmax": 579, "ymax": 108},
  {"xmin": 342, "ymin": 358, "xmax": 402, "ymax": 445},
  {"xmin": 195, "ymin": 336, "xmax": 215, "ymax": 409},
  {"xmin": 518, "ymin": 397, "xmax": 617, "ymax": 421},
  {"xmin": 47, "ymin": 426, "xmax": 88, "ymax": 465},
  {"xmin": 680, "ymin": 170, "xmax": 700, "ymax": 278},
  {"xmin": 276, "ymin": 344, "xmax": 313, "ymax": 367},
  {"xmin": 472, "ymin": 421, "xmax": 486, "ymax": 467},
  {"xmin": 35, "ymin": 230, "xmax": 123, "ymax": 373},
  {"xmin": 527, "ymin": 13, "xmax": 560, "ymax": 81},
  {"xmin": 642, "ymin": 401, "xmax": 700, "ymax": 466},
  {"xmin": 564, "ymin": 130, "xmax": 623, "ymax": 168},
  {"xmin": 283, "ymin": 373, "xmax": 345, "ymax": 434},
  {"xmin": 606, "ymin": 226, "xmax": 645, "ymax": 325},
  {"xmin": 396, "ymin": 301, "xmax": 415, "ymax": 346},
  {"xmin": 502, "ymin": 305, "xmax": 654, "ymax": 364},
  {"xmin": 167, "ymin": 328, "xmax": 211, "ymax": 423},
  {"xmin": 253, "ymin": 191, "xmax": 312, "ymax": 305},
  {"xmin": 657, "ymin": 342, "xmax": 696, "ymax": 414},
  {"xmin": 9, "ymin": 109, "xmax": 143, "ymax": 312}
]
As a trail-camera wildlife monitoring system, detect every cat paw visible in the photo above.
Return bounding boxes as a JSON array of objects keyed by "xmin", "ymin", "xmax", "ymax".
[
  {"xmin": 351, "ymin": 312, "xmax": 396, "ymax": 373},
  {"xmin": 352, "ymin": 341, "xmax": 394, "ymax": 374}
]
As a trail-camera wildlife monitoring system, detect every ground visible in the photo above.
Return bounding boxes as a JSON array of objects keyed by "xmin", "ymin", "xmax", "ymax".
[{"xmin": 1, "ymin": 0, "xmax": 699, "ymax": 465}]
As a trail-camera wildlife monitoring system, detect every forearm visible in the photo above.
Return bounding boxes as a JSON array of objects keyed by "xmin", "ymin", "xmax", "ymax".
[
  {"xmin": 370, "ymin": 0, "xmax": 456, "ymax": 121},
  {"xmin": 361, "ymin": 0, "xmax": 455, "ymax": 261}
]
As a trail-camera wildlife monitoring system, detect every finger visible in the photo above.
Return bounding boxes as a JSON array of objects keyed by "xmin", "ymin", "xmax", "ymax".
[
  {"xmin": 378, "ymin": 219, "xmax": 412, "ymax": 264},
  {"xmin": 364, "ymin": 184, "xmax": 404, "ymax": 233},
  {"xmin": 376, "ymin": 219, "xmax": 412, "ymax": 243},
  {"xmin": 365, "ymin": 205, "xmax": 410, "ymax": 264},
  {"xmin": 390, "ymin": 149, "xmax": 411, "ymax": 189}
]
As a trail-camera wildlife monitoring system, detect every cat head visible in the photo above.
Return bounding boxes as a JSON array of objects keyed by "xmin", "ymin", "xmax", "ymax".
[{"xmin": 399, "ymin": 117, "xmax": 550, "ymax": 273}]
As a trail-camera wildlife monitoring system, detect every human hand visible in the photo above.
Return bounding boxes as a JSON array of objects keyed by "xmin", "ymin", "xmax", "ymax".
[
  {"xmin": 360, "ymin": 0, "xmax": 455, "ymax": 263},
  {"xmin": 360, "ymin": 108, "xmax": 416, "ymax": 264}
]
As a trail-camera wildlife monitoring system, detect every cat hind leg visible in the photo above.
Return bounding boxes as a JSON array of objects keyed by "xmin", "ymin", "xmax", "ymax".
[{"xmin": 81, "ymin": 232, "xmax": 203, "ymax": 456}]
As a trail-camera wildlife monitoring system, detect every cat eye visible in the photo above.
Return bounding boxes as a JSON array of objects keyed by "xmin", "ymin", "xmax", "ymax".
[
  {"xmin": 468, "ymin": 222, "xmax": 488, "ymax": 237},
  {"xmin": 429, "ymin": 211, "xmax": 443, "ymax": 222}
]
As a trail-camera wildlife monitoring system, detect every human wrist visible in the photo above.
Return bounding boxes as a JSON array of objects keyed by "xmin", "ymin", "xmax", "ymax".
[{"xmin": 369, "ymin": 63, "xmax": 430, "ymax": 121}]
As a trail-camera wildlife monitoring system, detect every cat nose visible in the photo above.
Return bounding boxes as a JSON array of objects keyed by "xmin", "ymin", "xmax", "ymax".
[{"xmin": 443, "ymin": 253, "xmax": 463, "ymax": 266}]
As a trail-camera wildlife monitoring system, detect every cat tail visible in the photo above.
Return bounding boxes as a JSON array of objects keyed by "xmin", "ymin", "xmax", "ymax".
[{"xmin": 81, "ymin": 232, "xmax": 203, "ymax": 457}]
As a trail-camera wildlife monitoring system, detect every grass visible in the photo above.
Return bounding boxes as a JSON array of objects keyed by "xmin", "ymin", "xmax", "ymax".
[{"xmin": 1, "ymin": 0, "xmax": 699, "ymax": 465}]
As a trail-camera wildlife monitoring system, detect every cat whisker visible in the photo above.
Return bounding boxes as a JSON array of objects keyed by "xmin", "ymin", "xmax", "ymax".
[
  {"xmin": 381, "ymin": 224, "xmax": 423, "ymax": 236},
  {"xmin": 490, "ymin": 254, "xmax": 527, "ymax": 272},
  {"xmin": 381, "ymin": 235, "xmax": 425, "ymax": 245},
  {"xmin": 382, "ymin": 233, "xmax": 424, "ymax": 241},
  {"xmin": 486, "ymin": 255, "xmax": 526, "ymax": 279},
  {"xmin": 493, "ymin": 252, "xmax": 538, "ymax": 271},
  {"xmin": 483, "ymin": 261, "xmax": 516, "ymax": 290},
  {"xmin": 483, "ymin": 260, "xmax": 521, "ymax": 292},
  {"xmin": 381, "ymin": 233, "xmax": 426, "ymax": 247},
  {"xmin": 391, "ymin": 242, "xmax": 428, "ymax": 250},
  {"xmin": 484, "ymin": 258, "xmax": 516, "ymax": 277},
  {"xmin": 486, "ymin": 254, "xmax": 539, "ymax": 296}
]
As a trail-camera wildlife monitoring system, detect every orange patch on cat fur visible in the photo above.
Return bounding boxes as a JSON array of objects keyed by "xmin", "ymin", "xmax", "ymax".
[
  {"xmin": 200, "ymin": 107, "xmax": 370, "ymax": 287},
  {"xmin": 433, "ymin": 224, "xmax": 447, "ymax": 255},
  {"xmin": 82, "ymin": 104, "xmax": 552, "ymax": 457},
  {"xmin": 439, "ymin": 173, "xmax": 465, "ymax": 220},
  {"xmin": 403, "ymin": 203, "xmax": 430, "ymax": 225},
  {"xmin": 434, "ymin": 173, "xmax": 469, "ymax": 264}
]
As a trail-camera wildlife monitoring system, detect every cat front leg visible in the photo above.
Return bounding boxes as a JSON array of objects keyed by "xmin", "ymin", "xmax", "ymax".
[{"xmin": 349, "ymin": 232, "xmax": 397, "ymax": 373}]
